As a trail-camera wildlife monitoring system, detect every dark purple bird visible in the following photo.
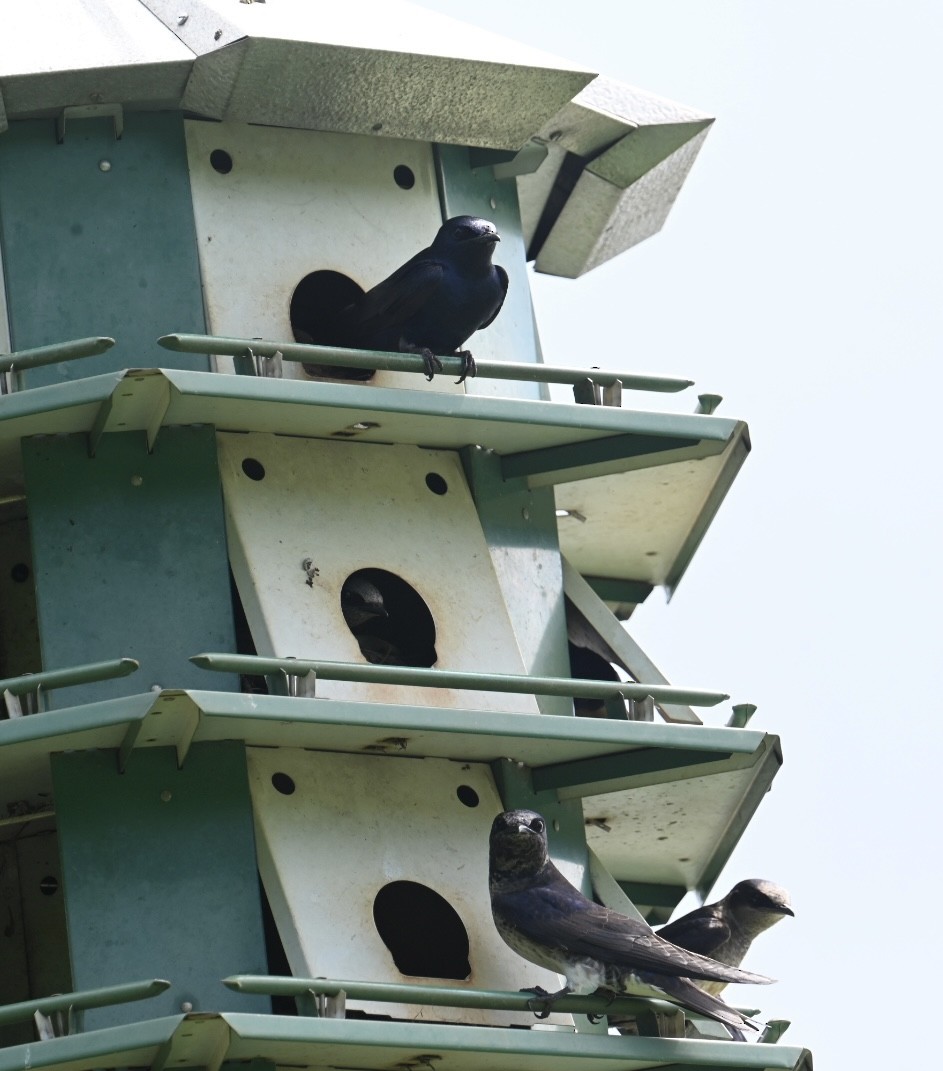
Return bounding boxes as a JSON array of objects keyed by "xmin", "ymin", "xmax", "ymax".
[
  {"xmin": 489, "ymin": 809, "xmax": 774, "ymax": 1040},
  {"xmin": 318, "ymin": 215, "xmax": 508, "ymax": 383}
]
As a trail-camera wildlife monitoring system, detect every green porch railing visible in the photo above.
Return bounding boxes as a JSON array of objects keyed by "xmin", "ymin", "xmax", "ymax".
[
  {"xmin": 190, "ymin": 652, "xmax": 728, "ymax": 707},
  {"xmin": 159, "ymin": 333, "xmax": 693, "ymax": 394}
]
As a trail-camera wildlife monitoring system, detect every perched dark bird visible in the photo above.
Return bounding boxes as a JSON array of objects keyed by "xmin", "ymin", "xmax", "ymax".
[
  {"xmin": 311, "ymin": 215, "xmax": 508, "ymax": 383},
  {"xmin": 489, "ymin": 810, "xmax": 774, "ymax": 1039},
  {"xmin": 656, "ymin": 879, "xmax": 793, "ymax": 996}
]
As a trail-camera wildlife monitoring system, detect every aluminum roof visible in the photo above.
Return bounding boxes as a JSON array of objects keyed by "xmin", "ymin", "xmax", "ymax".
[{"xmin": 0, "ymin": 0, "xmax": 713, "ymax": 277}]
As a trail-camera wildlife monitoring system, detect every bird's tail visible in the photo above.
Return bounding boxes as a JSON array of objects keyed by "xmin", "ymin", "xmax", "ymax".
[{"xmin": 653, "ymin": 974, "xmax": 762, "ymax": 1039}]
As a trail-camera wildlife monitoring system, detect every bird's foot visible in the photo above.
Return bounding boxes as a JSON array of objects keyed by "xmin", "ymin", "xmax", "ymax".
[
  {"xmin": 453, "ymin": 349, "xmax": 477, "ymax": 384},
  {"xmin": 421, "ymin": 348, "xmax": 443, "ymax": 381},
  {"xmin": 398, "ymin": 339, "xmax": 443, "ymax": 380},
  {"xmin": 520, "ymin": 984, "xmax": 569, "ymax": 1020},
  {"xmin": 586, "ymin": 988, "xmax": 616, "ymax": 1025}
]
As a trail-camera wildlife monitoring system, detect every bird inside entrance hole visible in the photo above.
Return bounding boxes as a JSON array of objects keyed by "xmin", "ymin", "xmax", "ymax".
[
  {"xmin": 340, "ymin": 570, "xmax": 437, "ymax": 668},
  {"xmin": 302, "ymin": 216, "xmax": 508, "ymax": 383}
]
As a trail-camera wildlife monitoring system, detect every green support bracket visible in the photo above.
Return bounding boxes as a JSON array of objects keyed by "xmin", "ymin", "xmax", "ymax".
[
  {"xmin": 616, "ymin": 881, "xmax": 690, "ymax": 921},
  {"xmin": 584, "ymin": 575, "xmax": 654, "ymax": 606},
  {"xmin": 502, "ymin": 433, "xmax": 702, "ymax": 482},
  {"xmin": 461, "ymin": 443, "xmax": 572, "ymax": 716},
  {"xmin": 531, "ymin": 747, "xmax": 731, "ymax": 795}
]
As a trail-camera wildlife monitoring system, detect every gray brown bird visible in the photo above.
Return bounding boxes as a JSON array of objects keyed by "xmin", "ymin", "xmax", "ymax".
[
  {"xmin": 322, "ymin": 215, "xmax": 508, "ymax": 383},
  {"xmin": 656, "ymin": 879, "xmax": 794, "ymax": 996},
  {"xmin": 489, "ymin": 810, "xmax": 774, "ymax": 1039}
]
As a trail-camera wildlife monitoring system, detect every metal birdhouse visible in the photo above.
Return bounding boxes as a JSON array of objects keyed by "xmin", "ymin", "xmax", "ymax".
[{"xmin": 0, "ymin": 2, "xmax": 810, "ymax": 1069}]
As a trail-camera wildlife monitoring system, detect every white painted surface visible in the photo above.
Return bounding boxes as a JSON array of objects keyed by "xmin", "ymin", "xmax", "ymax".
[
  {"xmin": 217, "ymin": 431, "xmax": 538, "ymax": 713},
  {"xmin": 248, "ymin": 748, "xmax": 567, "ymax": 1025},
  {"xmin": 0, "ymin": 0, "xmax": 191, "ymax": 77},
  {"xmin": 185, "ymin": 120, "xmax": 463, "ymax": 395},
  {"xmin": 584, "ymin": 768, "xmax": 761, "ymax": 890},
  {"xmin": 555, "ymin": 449, "xmax": 731, "ymax": 585}
]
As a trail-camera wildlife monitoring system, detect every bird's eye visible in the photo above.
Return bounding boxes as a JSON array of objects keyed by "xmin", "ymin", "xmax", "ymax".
[{"xmin": 529, "ymin": 818, "xmax": 545, "ymax": 834}]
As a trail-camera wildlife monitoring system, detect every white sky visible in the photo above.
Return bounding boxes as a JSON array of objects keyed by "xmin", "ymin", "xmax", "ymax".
[{"xmin": 419, "ymin": 2, "xmax": 943, "ymax": 1062}]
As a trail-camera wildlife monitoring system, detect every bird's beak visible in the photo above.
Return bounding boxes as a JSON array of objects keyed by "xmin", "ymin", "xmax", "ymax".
[
  {"xmin": 517, "ymin": 823, "xmax": 530, "ymax": 834},
  {"xmin": 780, "ymin": 905, "xmax": 795, "ymax": 917}
]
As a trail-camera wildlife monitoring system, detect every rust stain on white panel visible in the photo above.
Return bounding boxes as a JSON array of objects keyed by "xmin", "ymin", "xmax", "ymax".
[
  {"xmin": 218, "ymin": 431, "xmax": 538, "ymax": 713},
  {"xmin": 248, "ymin": 748, "xmax": 568, "ymax": 1026}
]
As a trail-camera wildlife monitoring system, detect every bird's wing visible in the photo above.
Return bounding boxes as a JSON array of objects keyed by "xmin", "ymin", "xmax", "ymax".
[
  {"xmin": 348, "ymin": 255, "xmax": 445, "ymax": 334},
  {"xmin": 657, "ymin": 906, "xmax": 731, "ymax": 957},
  {"xmin": 498, "ymin": 877, "xmax": 771, "ymax": 985},
  {"xmin": 479, "ymin": 265, "xmax": 509, "ymax": 329}
]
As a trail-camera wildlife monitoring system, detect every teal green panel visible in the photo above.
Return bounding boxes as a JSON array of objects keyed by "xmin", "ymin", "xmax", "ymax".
[
  {"xmin": 462, "ymin": 446, "xmax": 570, "ymax": 716},
  {"xmin": 618, "ymin": 882, "xmax": 688, "ymax": 925},
  {"xmin": 22, "ymin": 427, "xmax": 237, "ymax": 707},
  {"xmin": 435, "ymin": 144, "xmax": 543, "ymax": 397},
  {"xmin": 585, "ymin": 575, "xmax": 654, "ymax": 606},
  {"xmin": 51, "ymin": 743, "xmax": 268, "ymax": 1029},
  {"xmin": 0, "ymin": 115, "xmax": 208, "ymax": 387}
]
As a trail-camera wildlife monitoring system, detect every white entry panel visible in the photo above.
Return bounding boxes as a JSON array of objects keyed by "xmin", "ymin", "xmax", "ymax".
[
  {"xmin": 248, "ymin": 748, "xmax": 568, "ymax": 1026},
  {"xmin": 185, "ymin": 120, "xmax": 463, "ymax": 395},
  {"xmin": 218, "ymin": 431, "xmax": 538, "ymax": 713}
]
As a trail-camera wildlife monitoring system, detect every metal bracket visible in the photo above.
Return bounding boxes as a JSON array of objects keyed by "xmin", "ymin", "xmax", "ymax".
[
  {"xmin": 726, "ymin": 702, "xmax": 757, "ymax": 728},
  {"xmin": 2, "ymin": 688, "xmax": 24, "ymax": 718},
  {"xmin": 265, "ymin": 658, "xmax": 310, "ymax": 698},
  {"xmin": 242, "ymin": 346, "xmax": 284, "ymax": 379},
  {"xmin": 316, "ymin": 988, "xmax": 346, "ymax": 1019},
  {"xmin": 33, "ymin": 1004, "xmax": 75, "ymax": 1039},
  {"xmin": 469, "ymin": 140, "xmax": 548, "ymax": 179},
  {"xmin": 696, "ymin": 393, "xmax": 723, "ymax": 415},
  {"xmin": 627, "ymin": 695, "xmax": 655, "ymax": 721},
  {"xmin": 573, "ymin": 375, "xmax": 623, "ymax": 407},
  {"xmin": 759, "ymin": 1018, "xmax": 791, "ymax": 1043},
  {"xmin": 56, "ymin": 103, "xmax": 124, "ymax": 144}
]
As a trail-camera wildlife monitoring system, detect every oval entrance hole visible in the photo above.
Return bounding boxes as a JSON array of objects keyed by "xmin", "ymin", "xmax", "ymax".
[
  {"xmin": 289, "ymin": 270, "xmax": 373, "ymax": 380},
  {"xmin": 341, "ymin": 568, "xmax": 437, "ymax": 667},
  {"xmin": 373, "ymin": 880, "xmax": 470, "ymax": 980}
]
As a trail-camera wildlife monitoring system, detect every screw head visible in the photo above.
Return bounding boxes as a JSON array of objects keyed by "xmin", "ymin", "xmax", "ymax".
[{"xmin": 98, "ymin": 160, "xmax": 111, "ymax": 172}]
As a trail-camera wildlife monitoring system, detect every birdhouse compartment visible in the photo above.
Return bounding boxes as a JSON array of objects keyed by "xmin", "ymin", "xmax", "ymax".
[
  {"xmin": 185, "ymin": 120, "xmax": 467, "ymax": 393},
  {"xmin": 217, "ymin": 431, "xmax": 538, "ymax": 712},
  {"xmin": 248, "ymin": 747, "xmax": 567, "ymax": 1026}
]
